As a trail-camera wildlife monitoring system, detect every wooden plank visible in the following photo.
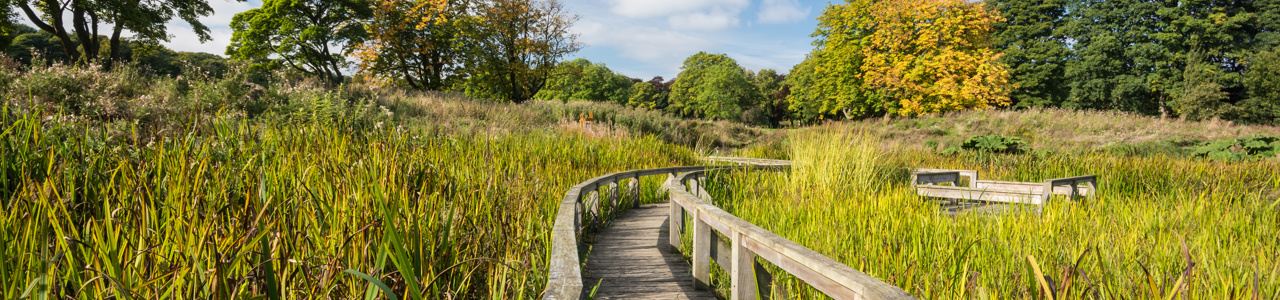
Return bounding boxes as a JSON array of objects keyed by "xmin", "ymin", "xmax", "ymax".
[
  {"xmin": 916, "ymin": 186, "xmax": 1043, "ymax": 205},
  {"xmin": 584, "ymin": 202, "xmax": 718, "ymax": 300},
  {"xmin": 692, "ymin": 209, "xmax": 712, "ymax": 290},
  {"xmin": 732, "ymin": 231, "xmax": 758, "ymax": 300}
]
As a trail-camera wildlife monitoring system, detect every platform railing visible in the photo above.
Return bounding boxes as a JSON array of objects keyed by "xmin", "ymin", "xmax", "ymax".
[{"xmin": 671, "ymin": 168, "xmax": 917, "ymax": 300}]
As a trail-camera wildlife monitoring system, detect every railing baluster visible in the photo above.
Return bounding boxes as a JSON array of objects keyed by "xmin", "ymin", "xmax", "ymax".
[
  {"xmin": 732, "ymin": 231, "xmax": 757, "ymax": 300},
  {"xmin": 693, "ymin": 209, "xmax": 712, "ymax": 290},
  {"xmin": 668, "ymin": 191, "xmax": 682, "ymax": 252}
]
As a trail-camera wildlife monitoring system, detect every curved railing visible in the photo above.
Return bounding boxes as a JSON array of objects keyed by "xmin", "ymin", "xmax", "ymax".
[
  {"xmin": 545, "ymin": 165, "xmax": 726, "ymax": 299},
  {"xmin": 671, "ymin": 169, "xmax": 916, "ymax": 300},
  {"xmin": 543, "ymin": 161, "xmax": 915, "ymax": 299}
]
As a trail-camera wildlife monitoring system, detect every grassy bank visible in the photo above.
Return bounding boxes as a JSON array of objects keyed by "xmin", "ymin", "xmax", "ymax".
[{"xmin": 706, "ymin": 128, "xmax": 1280, "ymax": 299}]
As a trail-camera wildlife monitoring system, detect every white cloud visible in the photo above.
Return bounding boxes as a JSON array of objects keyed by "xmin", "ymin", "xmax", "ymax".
[
  {"xmin": 160, "ymin": 0, "xmax": 259, "ymax": 55},
  {"xmin": 575, "ymin": 20, "xmax": 713, "ymax": 62},
  {"xmin": 606, "ymin": 0, "xmax": 749, "ymax": 19},
  {"xmin": 668, "ymin": 8, "xmax": 741, "ymax": 31},
  {"xmin": 757, "ymin": 0, "xmax": 811, "ymax": 24}
]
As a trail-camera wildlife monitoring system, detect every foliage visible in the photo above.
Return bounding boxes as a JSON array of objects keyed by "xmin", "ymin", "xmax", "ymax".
[
  {"xmin": 796, "ymin": 0, "xmax": 1011, "ymax": 119},
  {"xmin": 532, "ymin": 58, "xmax": 632, "ymax": 104},
  {"xmin": 1239, "ymin": 47, "xmax": 1280, "ymax": 125},
  {"xmin": 860, "ymin": 0, "xmax": 1012, "ymax": 116},
  {"xmin": 985, "ymin": 0, "xmax": 1071, "ymax": 108},
  {"xmin": 453, "ymin": 0, "xmax": 582, "ymax": 102},
  {"xmin": 1192, "ymin": 136, "xmax": 1280, "ymax": 161},
  {"xmin": 9, "ymin": 0, "xmax": 214, "ymax": 64},
  {"xmin": 1173, "ymin": 51, "xmax": 1229, "ymax": 121},
  {"xmin": 667, "ymin": 52, "xmax": 766, "ymax": 123},
  {"xmin": 626, "ymin": 81, "xmax": 664, "ymax": 110},
  {"xmin": 353, "ymin": 0, "xmax": 459, "ymax": 90},
  {"xmin": 228, "ymin": 0, "xmax": 373, "ymax": 83},
  {"xmin": 957, "ymin": 134, "xmax": 1031, "ymax": 154}
]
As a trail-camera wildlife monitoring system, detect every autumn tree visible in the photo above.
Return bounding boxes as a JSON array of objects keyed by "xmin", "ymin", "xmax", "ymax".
[
  {"xmin": 533, "ymin": 58, "xmax": 632, "ymax": 103},
  {"xmin": 858, "ymin": 0, "xmax": 1012, "ymax": 116},
  {"xmin": 456, "ymin": 0, "xmax": 581, "ymax": 102},
  {"xmin": 8, "ymin": 0, "xmax": 215, "ymax": 65},
  {"xmin": 228, "ymin": 0, "xmax": 372, "ymax": 83},
  {"xmin": 354, "ymin": 0, "xmax": 460, "ymax": 90}
]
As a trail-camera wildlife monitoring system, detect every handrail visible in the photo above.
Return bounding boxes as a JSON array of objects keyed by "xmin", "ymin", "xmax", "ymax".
[
  {"xmin": 671, "ymin": 169, "xmax": 917, "ymax": 300},
  {"xmin": 544, "ymin": 165, "xmax": 766, "ymax": 299}
]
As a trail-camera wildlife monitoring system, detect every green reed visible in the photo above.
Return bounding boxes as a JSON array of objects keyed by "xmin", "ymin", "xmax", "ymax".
[
  {"xmin": 705, "ymin": 128, "xmax": 1280, "ymax": 299},
  {"xmin": 0, "ymin": 105, "xmax": 696, "ymax": 299}
]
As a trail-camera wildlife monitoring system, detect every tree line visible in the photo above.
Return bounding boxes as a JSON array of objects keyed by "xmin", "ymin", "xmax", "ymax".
[{"xmin": 2, "ymin": 0, "xmax": 1278, "ymax": 126}]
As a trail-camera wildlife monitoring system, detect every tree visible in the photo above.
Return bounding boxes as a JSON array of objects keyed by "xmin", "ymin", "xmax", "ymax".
[
  {"xmin": 784, "ymin": 51, "xmax": 829, "ymax": 121},
  {"xmin": 667, "ymin": 52, "xmax": 764, "ymax": 122},
  {"xmin": 354, "ymin": 0, "xmax": 461, "ymax": 90},
  {"xmin": 859, "ymin": 0, "xmax": 1012, "ymax": 116},
  {"xmin": 627, "ymin": 81, "xmax": 664, "ymax": 109},
  {"xmin": 1239, "ymin": 47, "xmax": 1280, "ymax": 124},
  {"xmin": 533, "ymin": 58, "xmax": 632, "ymax": 103},
  {"xmin": 986, "ymin": 0, "xmax": 1071, "ymax": 108},
  {"xmin": 457, "ymin": 0, "xmax": 581, "ymax": 102},
  {"xmin": 228, "ymin": 0, "xmax": 372, "ymax": 83},
  {"xmin": 807, "ymin": 0, "xmax": 879, "ymax": 118},
  {"xmin": 9, "ymin": 0, "xmax": 215, "ymax": 65}
]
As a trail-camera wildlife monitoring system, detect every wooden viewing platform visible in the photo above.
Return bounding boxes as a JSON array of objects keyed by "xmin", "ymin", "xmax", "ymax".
[{"xmin": 544, "ymin": 160, "xmax": 917, "ymax": 300}]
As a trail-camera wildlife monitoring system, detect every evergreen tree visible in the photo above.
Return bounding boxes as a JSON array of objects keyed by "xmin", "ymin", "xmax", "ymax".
[{"xmin": 986, "ymin": 0, "xmax": 1071, "ymax": 108}]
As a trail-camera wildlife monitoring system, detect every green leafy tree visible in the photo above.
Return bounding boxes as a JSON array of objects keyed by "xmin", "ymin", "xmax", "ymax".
[
  {"xmin": 10, "ymin": 0, "xmax": 215, "ymax": 65},
  {"xmin": 986, "ymin": 0, "xmax": 1071, "ymax": 108},
  {"xmin": 627, "ymin": 81, "xmax": 664, "ymax": 109},
  {"xmin": 1061, "ymin": 0, "xmax": 1166, "ymax": 114},
  {"xmin": 667, "ymin": 52, "xmax": 764, "ymax": 122},
  {"xmin": 784, "ymin": 51, "xmax": 829, "ymax": 121},
  {"xmin": 457, "ymin": 0, "xmax": 581, "ymax": 102},
  {"xmin": 1240, "ymin": 47, "xmax": 1280, "ymax": 124},
  {"xmin": 533, "ymin": 58, "xmax": 632, "ymax": 103},
  {"xmin": 228, "ymin": 0, "xmax": 372, "ymax": 83}
]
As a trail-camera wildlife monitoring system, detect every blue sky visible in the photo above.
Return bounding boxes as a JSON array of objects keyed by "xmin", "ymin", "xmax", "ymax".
[{"xmin": 19, "ymin": 0, "xmax": 827, "ymax": 79}]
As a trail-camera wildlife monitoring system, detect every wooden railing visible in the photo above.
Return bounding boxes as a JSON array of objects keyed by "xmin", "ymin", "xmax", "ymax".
[
  {"xmin": 544, "ymin": 163, "xmax": 916, "ymax": 299},
  {"xmin": 545, "ymin": 165, "xmax": 741, "ymax": 299},
  {"xmin": 670, "ymin": 169, "xmax": 916, "ymax": 300}
]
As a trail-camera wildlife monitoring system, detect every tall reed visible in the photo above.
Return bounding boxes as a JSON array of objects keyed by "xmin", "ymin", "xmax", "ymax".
[
  {"xmin": 706, "ymin": 127, "xmax": 1280, "ymax": 299},
  {"xmin": 0, "ymin": 105, "xmax": 696, "ymax": 299}
]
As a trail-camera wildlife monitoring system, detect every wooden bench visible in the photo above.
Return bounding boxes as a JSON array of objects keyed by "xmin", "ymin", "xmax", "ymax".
[{"xmin": 911, "ymin": 169, "xmax": 1097, "ymax": 206}]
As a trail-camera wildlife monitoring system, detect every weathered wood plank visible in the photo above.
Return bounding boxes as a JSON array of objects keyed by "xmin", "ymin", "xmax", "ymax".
[{"xmin": 584, "ymin": 202, "xmax": 718, "ymax": 299}]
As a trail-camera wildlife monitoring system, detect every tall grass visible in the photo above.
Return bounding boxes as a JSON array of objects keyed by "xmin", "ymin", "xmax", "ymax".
[
  {"xmin": 706, "ymin": 127, "xmax": 1280, "ymax": 299},
  {"xmin": 0, "ymin": 102, "xmax": 696, "ymax": 299}
]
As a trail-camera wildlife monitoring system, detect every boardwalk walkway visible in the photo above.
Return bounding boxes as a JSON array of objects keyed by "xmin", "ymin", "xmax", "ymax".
[{"xmin": 583, "ymin": 202, "xmax": 717, "ymax": 300}]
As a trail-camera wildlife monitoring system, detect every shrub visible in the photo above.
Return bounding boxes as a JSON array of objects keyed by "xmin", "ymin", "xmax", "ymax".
[
  {"xmin": 952, "ymin": 134, "xmax": 1031, "ymax": 154},
  {"xmin": 1192, "ymin": 135, "xmax": 1280, "ymax": 161}
]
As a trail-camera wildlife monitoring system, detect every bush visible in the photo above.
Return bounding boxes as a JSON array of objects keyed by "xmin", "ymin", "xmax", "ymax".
[
  {"xmin": 946, "ymin": 134, "xmax": 1031, "ymax": 154},
  {"xmin": 1192, "ymin": 136, "xmax": 1280, "ymax": 161}
]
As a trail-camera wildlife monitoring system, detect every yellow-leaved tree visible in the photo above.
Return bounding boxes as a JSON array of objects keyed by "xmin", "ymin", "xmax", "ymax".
[{"xmin": 860, "ymin": 0, "xmax": 1012, "ymax": 115}]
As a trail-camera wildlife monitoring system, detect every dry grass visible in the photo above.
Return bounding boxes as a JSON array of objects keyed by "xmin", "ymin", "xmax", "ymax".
[{"xmin": 841, "ymin": 108, "xmax": 1280, "ymax": 153}]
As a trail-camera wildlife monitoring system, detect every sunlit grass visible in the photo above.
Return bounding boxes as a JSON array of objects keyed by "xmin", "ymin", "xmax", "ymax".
[
  {"xmin": 0, "ymin": 105, "xmax": 696, "ymax": 299},
  {"xmin": 706, "ymin": 126, "xmax": 1280, "ymax": 299}
]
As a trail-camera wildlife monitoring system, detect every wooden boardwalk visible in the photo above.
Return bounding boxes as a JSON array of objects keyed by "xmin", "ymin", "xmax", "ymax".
[{"xmin": 583, "ymin": 202, "xmax": 717, "ymax": 300}]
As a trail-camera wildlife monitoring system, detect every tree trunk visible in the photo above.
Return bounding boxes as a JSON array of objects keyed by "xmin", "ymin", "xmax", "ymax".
[{"xmin": 19, "ymin": 1, "xmax": 81, "ymax": 63}]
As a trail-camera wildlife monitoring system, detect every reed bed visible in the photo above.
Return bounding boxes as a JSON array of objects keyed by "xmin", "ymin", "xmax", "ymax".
[
  {"xmin": 0, "ymin": 105, "xmax": 696, "ymax": 299},
  {"xmin": 704, "ymin": 127, "xmax": 1280, "ymax": 299}
]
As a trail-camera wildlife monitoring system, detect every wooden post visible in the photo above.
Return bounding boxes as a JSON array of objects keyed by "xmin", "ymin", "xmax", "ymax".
[
  {"xmin": 668, "ymin": 194, "xmax": 682, "ymax": 253},
  {"xmin": 732, "ymin": 231, "xmax": 757, "ymax": 299},
  {"xmin": 629, "ymin": 177, "xmax": 641, "ymax": 208},
  {"xmin": 588, "ymin": 190, "xmax": 600, "ymax": 225},
  {"xmin": 609, "ymin": 181, "xmax": 619, "ymax": 209},
  {"xmin": 692, "ymin": 210, "xmax": 711, "ymax": 290},
  {"xmin": 1069, "ymin": 181, "xmax": 1078, "ymax": 199}
]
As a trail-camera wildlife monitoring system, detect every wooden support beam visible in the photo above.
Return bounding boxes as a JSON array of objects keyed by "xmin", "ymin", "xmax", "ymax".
[
  {"xmin": 693, "ymin": 209, "xmax": 712, "ymax": 290},
  {"xmin": 732, "ymin": 231, "xmax": 758, "ymax": 300}
]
